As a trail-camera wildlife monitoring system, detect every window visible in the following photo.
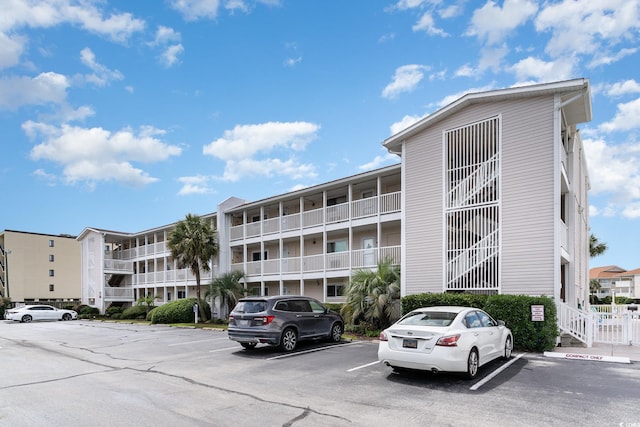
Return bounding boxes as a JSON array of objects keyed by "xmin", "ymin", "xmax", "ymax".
[
  {"xmin": 49, "ymin": 254, "xmax": 54, "ymax": 262},
  {"xmin": 309, "ymin": 300, "xmax": 326, "ymax": 313},
  {"xmin": 464, "ymin": 312, "xmax": 482, "ymax": 328},
  {"xmin": 177, "ymin": 290, "xmax": 186, "ymax": 299},
  {"xmin": 49, "ymin": 284, "xmax": 55, "ymax": 292},
  {"xmin": 252, "ymin": 251, "xmax": 268, "ymax": 261},
  {"xmin": 49, "ymin": 239, "xmax": 54, "ymax": 247},
  {"xmin": 327, "ymin": 284, "xmax": 344, "ymax": 297},
  {"xmin": 49, "ymin": 269, "xmax": 55, "ymax": 277},
  {"xmin": 327, "ymin": 240, "xmax": 347, "ymax": 253},
  {"xmin": 167, "ymin": 291, "xmax": 172, "ymax": 301}
]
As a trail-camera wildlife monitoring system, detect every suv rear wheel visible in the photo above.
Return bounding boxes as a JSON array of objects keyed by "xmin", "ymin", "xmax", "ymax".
[
  {"xmin": 328, "ymin": 322, "xmax": 343, "ymax": 342},
  {"xmin": 280, "ymin": 328, "xmax": 298, "ymax": 351}
]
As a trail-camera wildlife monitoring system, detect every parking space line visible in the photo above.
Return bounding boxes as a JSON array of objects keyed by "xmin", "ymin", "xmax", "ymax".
[
  {"xmin": 469, "ymin": 352, "xmax": 526, "ymax": 391},
  {"xmin": 347, "ymin": 360, "xmax": 380, "ymax": 372},
  {"xmin": 209, "ymin": 346, "xmax": 239, "ymax": 353},
  {"xmin": 266, "ymin": 341, "xmax": 360, "ymax": 360},
  {"xmin": 168, "ymin": 337, "xmax": 229, "ymax": 346}
]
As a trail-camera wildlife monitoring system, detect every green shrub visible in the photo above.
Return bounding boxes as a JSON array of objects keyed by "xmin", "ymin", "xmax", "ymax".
[
  {"xmin": 483, "ymin": 295, "xmax": 557, "ymax": 352},
  {"xmin": 324, "ymin": 303, "xmax": 343, "ymax": 314},
  {"xmin": 401, "ymin": 293, "xmax": 488, "ymax": 314},
  {"xmin": 122, "ymin": 305, "xmax": 148, "ymax": 319},
  {"xmin": 146, "ymin": 307, "xmax": 158, "ymax": 321},
  {"xmin": 106, "ymin": 306, "xmax": 123, "ymax": 317},
  {"xmin": 75, "ymin": 304, "xmax": 100, "ymax": 316},
  {"xmin": 150, "ymin": 298, "xmax": 210, "ymax": 324},
  {"xmin": 111, "ymin": 313, "xmax": 122, "ymax": 319}
]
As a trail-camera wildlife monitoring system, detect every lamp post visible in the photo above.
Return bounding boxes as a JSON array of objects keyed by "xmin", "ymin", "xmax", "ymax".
[{"xmin": 4, "ymin": 249, "xmax": 10, "ymax": 299}]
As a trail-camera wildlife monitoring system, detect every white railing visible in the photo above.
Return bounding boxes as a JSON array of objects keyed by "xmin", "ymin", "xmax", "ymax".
[
  {"xmin": 104, "ymin": 286, "xmax": 135, "ymax": 301},
  {"xmin": 448, "ymin": 153, "xmax": 498, "ymax": 208},
  {"xmin": 592, "ymin": 311, "xmax": 640, "ymax": 346},
  {"xmin": 104, "ymin": 259, "xmax": 134, "ymax": 272},
  {"xmin": 560, "ymin": 220, "xmax": 568, "ymax": 251},
  {"xmin": 134, "ymin": 268, "xmax": 215, "ymax": 285},
  {"xmin": 447, "ymin": 229, "xmax": 499, "ymax": 286},
  {"xmin": 303, "ymin": 208, "xmax": 324, "ymax": 228},
  {"xmin": 228, "ymin": 191, "xmax": 401, "ymax": 240},
  {"xmin": 557, "ymin": 302, "xmax": 593, "ymax": 347},
  {"xmin": 380, "ymin": 192, "xmax": 401, "ymax": 214},
  {"xmin": 228, "ymin": 246, "xmax": 401, "ymax": 277}
]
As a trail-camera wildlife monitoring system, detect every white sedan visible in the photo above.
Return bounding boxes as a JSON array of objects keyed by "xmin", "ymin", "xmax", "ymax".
[
  {"xmin": 378, "ymin": 306, "xmax": 513, "ymax": 379},
  {"xmin": 4, "ymin": 305, "xmax": 78, "ymax": 323}
]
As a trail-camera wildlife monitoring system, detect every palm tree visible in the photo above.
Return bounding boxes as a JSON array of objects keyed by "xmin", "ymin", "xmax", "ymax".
[
  {"xmin": 590, "ymin": 234, "xmax": 607, "ymax": 258},
  {"xmin": 206, "ymin": 271, "xmax": 245, "ymax": 320},
  {"xmin": 137, "ymin": 293, "xmax": 160, "ymax": 314},
  {"xmin": 342, "ymin": 258, "xmax": 401, "ymax": 330},
  {"xmin": 168, "ymin": 214, "xmax": 218, "ymax": 320}
]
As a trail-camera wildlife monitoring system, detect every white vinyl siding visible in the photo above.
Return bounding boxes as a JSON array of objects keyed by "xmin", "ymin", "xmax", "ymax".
[{"xmin": 402, "ymin": 96, "xmax": 558, "ymax": 297}]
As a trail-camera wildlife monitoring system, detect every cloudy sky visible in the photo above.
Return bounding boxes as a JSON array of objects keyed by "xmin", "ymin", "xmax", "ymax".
[{"xmin": 1, "ymin": 0, "xmax": 639, "ymax": 269}]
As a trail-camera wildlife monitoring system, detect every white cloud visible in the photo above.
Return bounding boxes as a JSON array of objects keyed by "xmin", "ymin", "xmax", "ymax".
[
  {"xmin": 394, "ymin": 0, "xmax": 427, "ymax": 10},
  {"xmin": 150, "ymin": 26, "xmax": 182, "ymax": 46},
  {"xmin": 0, "ymin": 32, "xmax": 26, "ymax": 70},
  {"xmin": 358, "ymin": 152, "xmax": 400, "ymax": 171},
  {"xmin": 160, "ymin": 44, "xmax": 184, "ymax": 68},
  {"xmin": 508, "ymin": 56, "xmax": 575, "ymax": 83},
  {"xmin": 412, "ymin": 12, "xmax": 447, "ymax": 36},
  {"xmin": 588, "ymin": 47, "xmax": 638, "ymax": 68},
  {"xmin": 203, "ymin": 121, "xmax": 320, "ymax": 161},
  {"xmin": 203, "ymin": 121, "xmax": 320, "ymax": 182},
  {"xmin": 284, "ymin": 56, "xmax": 302, "ymax": 67},
  {"xmin": 467, "ymin": 0, "xmax": 538, "ymax": 45},
  {"xmin": 170, "ymin": 0, "xmax": 220, "ymax": 21},
  {"xmin": 79, "ymin": 48, "xmax": 124, "ymax": 86},
  {"xmin": 0, "ymin": 0, "xmax": 145, "ymax": 43},
  {"xmin": 389, "ymin": 114, "xmax": 425, "ymax": 135},
  {"xmin": 535, "ymin": 0, "xmax": 640, "ymax": 58},
  {"xmin": 606, "ymin": 79, "xmax": 640, "ymax": 97},
  {"xmin": 583, "ymin": 137, "xmax": 640, "ymax": 213},
  {"xmin": 382, "ymin": 64, "xmax": 430, "ymax": 99},
  {"xmin": 0, "ymin": 72, "xmax": 69, "ymax": 110},
  {"xmin": 177, "ymin": 175, "xmax": 215, "ymax": 195},
  {"xmin": 24, "ymin": 122, "xmax": 181, "ymax": 188},
  {"xmin": 599, "ymin": 98, "xmax": 640, "ymax": 132},
  {"xmin": 220, "ymin": 158, "xmax": 317, "ymax": 182}
]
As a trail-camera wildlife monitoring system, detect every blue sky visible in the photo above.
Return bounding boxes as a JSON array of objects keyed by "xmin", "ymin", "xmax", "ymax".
[{"xmin": 1, "ymin": 0, "xmax": 639, "ymax": 270}]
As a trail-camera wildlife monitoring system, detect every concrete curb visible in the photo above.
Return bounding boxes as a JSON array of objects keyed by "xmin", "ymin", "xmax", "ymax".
[{"xmin": 543, "ymin": 351, "xmax": 631, "ymax": 364}]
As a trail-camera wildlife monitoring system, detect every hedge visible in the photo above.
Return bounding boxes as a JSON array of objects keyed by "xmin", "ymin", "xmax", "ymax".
[
  {"xmin": 400, "ymin": 293, "xmax": 558, "ymax": 352},
  {"xmin": 150, "ymin": 298, "xmax": 211, "ymax": 324}
]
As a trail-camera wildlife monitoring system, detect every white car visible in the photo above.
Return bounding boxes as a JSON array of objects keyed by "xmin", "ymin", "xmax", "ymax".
[
  {"xmin": 378, "ymin": 306, "xmax": 513, "ymax": 379},
  {"xmin": 4, "ymin": 305, "xmax": 78, "ymax": 323}
]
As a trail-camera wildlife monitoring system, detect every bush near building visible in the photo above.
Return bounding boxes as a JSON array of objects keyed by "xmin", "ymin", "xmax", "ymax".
[
  {"xmin": 150, "ymin": 298, "xmax": 211, "ymax": 324},
  {"xmin": 401, "ymin": 293, "xmax": 558, "ymax": 352},
  {"xmin": 122, "ymin": 305, "xmax": 148, "ymax": 320}
]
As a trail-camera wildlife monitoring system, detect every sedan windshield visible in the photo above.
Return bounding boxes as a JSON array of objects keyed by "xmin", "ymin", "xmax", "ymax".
[{"xmin": 398, "ymin": 311, "xmax": 457, "ymax": 327}]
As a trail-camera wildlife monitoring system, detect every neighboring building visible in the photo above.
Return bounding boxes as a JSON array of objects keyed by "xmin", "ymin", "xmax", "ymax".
[
  {"xmin": 77, "ymin": 79, "xmax": 592, "ymax": 328},
  {"xmin": 590, "ymin": 265, "xmax": 640, "ymax": 301},
  {"xmin": 0, "ymin": 230, "xmax": 81, "ymax": 304}
]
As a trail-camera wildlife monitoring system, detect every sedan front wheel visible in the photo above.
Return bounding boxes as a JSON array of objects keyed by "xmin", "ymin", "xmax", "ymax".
[
  {"xmin": 62, "ymin": 313, "xmax": 72, "ymax": 321},
  {"xmin": 503, "ymin": 336, "xmax": 513, "ymax": 360}
]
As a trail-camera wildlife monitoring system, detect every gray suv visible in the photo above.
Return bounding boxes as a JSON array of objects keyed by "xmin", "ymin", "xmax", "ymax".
[{"xmin": 228, "ymin": 295, "xmax": 343, "ymax": 351}]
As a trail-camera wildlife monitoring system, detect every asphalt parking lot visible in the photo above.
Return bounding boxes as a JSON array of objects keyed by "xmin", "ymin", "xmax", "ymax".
[{"xmin": 1, "ymin": 320, "xmax": 639, "ymax": 427}]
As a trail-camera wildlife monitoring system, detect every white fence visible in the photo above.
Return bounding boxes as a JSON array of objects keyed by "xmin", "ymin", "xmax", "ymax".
[{"xmin": 559, "ymin": 303, "xmax": 639, "ymax": 347}]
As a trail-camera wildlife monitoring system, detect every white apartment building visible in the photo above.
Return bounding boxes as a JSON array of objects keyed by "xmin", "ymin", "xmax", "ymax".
[{"xmin": 77, "ymin": 79, "xmax": 592, "ymax": 328}]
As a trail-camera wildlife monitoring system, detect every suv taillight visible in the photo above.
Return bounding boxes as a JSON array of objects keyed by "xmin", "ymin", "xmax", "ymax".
[{"xmin": 254, "ymin": 315, "xmax": 275, "ymax": 325}]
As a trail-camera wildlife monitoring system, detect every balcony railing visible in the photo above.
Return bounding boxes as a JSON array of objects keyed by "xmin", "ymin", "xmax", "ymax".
[
  {"xmin": 134, "ymin": 267, "xmax": 217, "ymax": 285},
  {"xmin": 230, "ymin": 245, "xmax": 401, "ymax": 277},
  {"xmin": 230, "ymin": 191, "xmax": 401, "ymax": 241}
]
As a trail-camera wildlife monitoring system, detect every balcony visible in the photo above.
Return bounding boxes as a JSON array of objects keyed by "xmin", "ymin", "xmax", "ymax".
[
  {"xmin": 133, "ymin": 267, "xmax": 218, "ymax": 285},
  {"xmin": 230, "ymin": 191, "xmax": 401, "ymax": 241},
  {"xmin": 231, "ymin": 245, "xmax": 401, "ymax": 278}
]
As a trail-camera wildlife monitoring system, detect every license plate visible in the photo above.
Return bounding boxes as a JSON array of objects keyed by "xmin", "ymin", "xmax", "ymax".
[
  {"xmin": 238, "ymin": 319, "xmax": 251, "ymax": 326},
  {"xmin": 403, "ymin": 339, "xmax": 417, "ymax": 349}
]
